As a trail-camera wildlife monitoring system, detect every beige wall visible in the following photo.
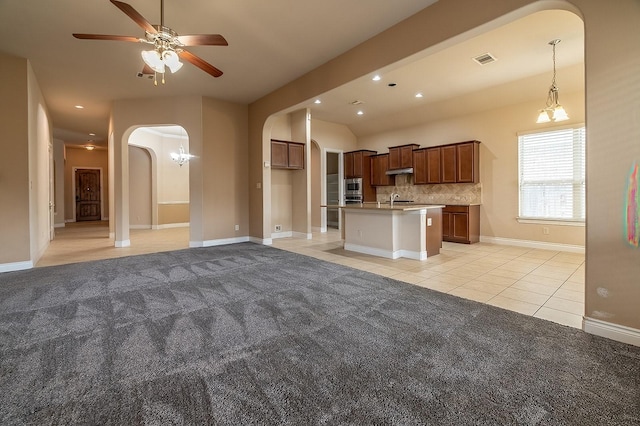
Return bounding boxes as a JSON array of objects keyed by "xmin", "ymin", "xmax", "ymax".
[
  {"xmin": 270, "ymin": 117, "xmax": 357, "ymax": 235},
  {"xmin": 201, "ymin": 97, "xmax": 249, "ymax": 241},
  {"xmin": 27, "ymin": 62, "xmax": 52, "ymax": 262},
  {"xmin": 358, "ymin": 88, "xmax": 586, "ymax": 247},
  {"xmin": 0, "ymin": 53, "xmax": 31, "ymax": 265},
  {"xmin": 0, "ymin": 53, "xmax": 53, "ymax": 267},
  {"xmin": 580, "ymin": 0, "xmax": 640, "ymax": 333},
  {"xmin": 248, "ymin": 0, "xmax": 640, "ymax": 336},
  {"xmin": 158, "ymin": 203, "xmax": 189, "ymax": 225},
  {"xmin": 111, "ymin": 95, "xmax": 248, "ymax": 245},
  {"xmin": 129, "ymin": 146, "xmax": 152, "ymax": 227},
  {"xmin": 64, "ymin": 147, "xmax": 109, "ymax": 222}
]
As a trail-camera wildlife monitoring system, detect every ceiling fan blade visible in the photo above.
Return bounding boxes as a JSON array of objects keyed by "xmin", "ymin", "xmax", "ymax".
[
  {"xmin": 177, "ymin": 34, "xmax": 228, "ymax": 46},
  {"xmin": 73, "ymin": 33, "xmax": 141, "ymax": 42},
  {"xmin": 110, "ymin": 0, "xmax": 157, "ymax": 34},
  {"xmin": 179, "ymin": 50, "xmax": 223, "ymax": 77}
]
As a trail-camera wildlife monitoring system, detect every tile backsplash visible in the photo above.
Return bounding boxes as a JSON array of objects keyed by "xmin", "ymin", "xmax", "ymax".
[{"xmin": 376, "ymin": 174, "xmax": 482, "ymax": 205}]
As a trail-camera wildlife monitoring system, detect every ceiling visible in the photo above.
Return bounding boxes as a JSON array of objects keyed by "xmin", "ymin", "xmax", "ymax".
[{"xmin": 0, "ymin": 1, "xmax": 583, "ymax": 145}]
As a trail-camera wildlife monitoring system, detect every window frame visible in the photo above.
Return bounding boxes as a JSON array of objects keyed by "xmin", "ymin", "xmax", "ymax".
[{"xmin": 517, "ymin": 123, "xmax": 586, "ymax": 226}]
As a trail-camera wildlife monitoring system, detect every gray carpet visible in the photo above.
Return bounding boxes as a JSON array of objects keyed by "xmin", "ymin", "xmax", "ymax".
[{"xmin": 0, "ymin": 243, "xmax": 638, "ymax": 425}]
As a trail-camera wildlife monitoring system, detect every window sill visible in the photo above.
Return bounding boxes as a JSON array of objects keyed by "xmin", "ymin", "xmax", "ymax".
[{"xmin": 517, "ymin": 217, "xmax": 585, "ymax": 227}]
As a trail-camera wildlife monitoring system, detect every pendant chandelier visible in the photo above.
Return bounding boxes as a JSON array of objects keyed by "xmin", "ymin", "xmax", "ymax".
[
  {"xmin": 170, "ymin": 128, "xmax": 193, "ymax": 166},
  {"xmin": 170, "ymin": 145, "xmax": 193, "ymax": 166},
  {"xmin": 536, "ymin": 39, "xmax": 569, "ymax": 124}
]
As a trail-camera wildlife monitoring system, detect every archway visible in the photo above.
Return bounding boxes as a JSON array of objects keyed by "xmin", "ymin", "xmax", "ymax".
[{"xmin": 127, "ymin": 125, "xmax": 191, "ymax": 245}]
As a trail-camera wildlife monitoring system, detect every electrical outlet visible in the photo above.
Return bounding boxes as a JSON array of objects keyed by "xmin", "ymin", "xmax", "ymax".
[
  {"xmin": 543, "ymin": 227, "xmax": 550, "ymax": 235},
  {"xmin": 357, "ymin": 229, "xmax": 363, "ymax": 237},
  {"xmin": 275, "ymin": 224, "xmax": 282, "ymax": 232},
  {"xmin": 427, "ymin": 217, "xmax": 432, "ymax": 226},
  {"xmin": 235, "ymin": 225, "xmax": 239, "ymax": 231}
]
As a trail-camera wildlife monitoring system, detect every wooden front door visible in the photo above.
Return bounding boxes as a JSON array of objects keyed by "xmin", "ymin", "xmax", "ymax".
[{"xmin": 76, "ymin": 169, "xmax": 101, "ymax": 221}]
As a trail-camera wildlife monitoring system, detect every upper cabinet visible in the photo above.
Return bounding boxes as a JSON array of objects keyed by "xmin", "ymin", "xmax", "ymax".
[
  {"xmin": 370, "ymin": 154, "xmax": 394, "ymax": 186},
  {"xmin": 440, "ymin": 140, "xmax": 480, "ymax": 184},
  {"xmin": 414, "ymin": 140, "xmax": 480, "ymax": 184},
  {"xmin": 271, "ymin": 139, "xmax": 305, "ymax": 170},
  {"xmin": 456, "ymin": 141, "xmax": 480, "ymax": 183},
  {"xmin": 344, "ymin": 150, "xmax": 377, "ymax": 178},
  {"xmin": 413, "ymin": 146, "xmax": 441, "ymax": 184},
  {"xmin": 388, "ymin": 144, "xmax": 420, "ymax": 170},
  {"xmin": 440, "ymin": 145, "xmax": 458, "ymax": 183}
]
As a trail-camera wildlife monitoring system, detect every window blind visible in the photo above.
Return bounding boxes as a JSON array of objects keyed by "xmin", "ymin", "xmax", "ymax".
[{"xmin": 518, "ymin": 126, "xmax": 586, "ymax": 221}]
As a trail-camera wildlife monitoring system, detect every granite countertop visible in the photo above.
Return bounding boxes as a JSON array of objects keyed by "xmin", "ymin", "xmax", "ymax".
[{"xmin": 322, "ymin": 203, "xmax": 445, "ymax": 211}]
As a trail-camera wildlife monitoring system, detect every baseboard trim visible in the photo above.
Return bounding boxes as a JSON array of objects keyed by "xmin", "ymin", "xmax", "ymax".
[
  {"xmin": 250, "ymin": 236, "xmax": 273, "ymax": 245},
  {"xmin": 54, "ymin": 223, "xmax": 65, "ymax": 229},
  {"xmin": 130, "ymin": 225, "xmax": 152, "ymax": 230},
  {"xmin": 0, "ymin": 260, "xmax": 34, "ymax": 273},
  {"xmin": 480, "ymin": 236, "xmax": 585, "ymax": 253},
  {"xmin": 157, "ymin": 223, "xmax": 189, "ymax": 229},
  {"xmin": 190, "ymin": 236, "xmax": 251, "ymax": 248},
  {"xmin": 115, "ymin": 239, "xmax": 131, "ymax": 248},
  {"xmin": 271, "ymin": 231, "xmax": 293, "ymax": 239},
  {"xmin": 583, "ymin": 317, "xmax": 640, "ymax": 347}
]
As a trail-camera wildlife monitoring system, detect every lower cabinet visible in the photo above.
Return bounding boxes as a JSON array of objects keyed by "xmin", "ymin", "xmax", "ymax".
[{"xmin": 442, "ymin": 205, "xmax": 480, "ymax": 244}]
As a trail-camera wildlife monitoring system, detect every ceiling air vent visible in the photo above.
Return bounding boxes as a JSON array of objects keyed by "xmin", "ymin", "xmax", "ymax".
[
  {"xmin": 349, "ymin": 100, "xmax": 364, "ymax": 105},
  {"xmin": 473, "ymin": 53, "xmax": 497, "ymax": 65}
]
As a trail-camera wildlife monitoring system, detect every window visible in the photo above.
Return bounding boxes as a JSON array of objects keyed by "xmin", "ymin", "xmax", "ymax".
[{"xmin": 518, "ymin": 126, "xmax": 586, "ymax": 222}]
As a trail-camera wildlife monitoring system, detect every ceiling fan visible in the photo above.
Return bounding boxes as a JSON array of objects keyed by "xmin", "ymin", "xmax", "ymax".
[{"xmin": 73, "ymin": 0, "xmax": 227, "ymax": 82}]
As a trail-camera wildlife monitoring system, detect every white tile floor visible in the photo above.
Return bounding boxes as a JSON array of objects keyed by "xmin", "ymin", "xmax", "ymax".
[{"xmin": 272, "ymin": 229, "xmax": 585, "ymax": 329}]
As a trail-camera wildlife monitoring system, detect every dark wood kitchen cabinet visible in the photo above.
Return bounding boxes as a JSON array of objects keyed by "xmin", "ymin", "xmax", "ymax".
[
  {"xmin": 442, "ymin": 204, "xmax": 480, "ymax": 244},
  {"xmin": 413, "ymin": 147, "xmax": 441, "ymax": 185},
  {"xmin": 344, "ymin": 150, "xmax": 377, "ymax": 178},
  {"xmin": 271, "ymin": 139, "xmax": 305, "ymax": 170},
  {"xmin": 440, "ymin": 141, "xmax": 480, "ymax": 183},
  {"xmin": 370, "ymin": 154, "xmax": 394, "ymax": 186},
  {"xmin": 388, "ymin": 144, "xmax": 420, "ymax": 170}
]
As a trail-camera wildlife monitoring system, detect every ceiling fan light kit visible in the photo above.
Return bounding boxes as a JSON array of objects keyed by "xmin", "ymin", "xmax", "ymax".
[
  {"xmin": 73, "ymin": 0, "xmax": 227, "ymax": 85},
  {"xmin": 536, "ymin": 39, "xmax": 569, "ymax": 124}
]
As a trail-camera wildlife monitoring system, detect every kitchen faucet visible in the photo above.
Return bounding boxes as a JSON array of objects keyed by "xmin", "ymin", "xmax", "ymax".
[{"xmin": 390, "ymin": 192, "xmax": 399, "ymax": 207}]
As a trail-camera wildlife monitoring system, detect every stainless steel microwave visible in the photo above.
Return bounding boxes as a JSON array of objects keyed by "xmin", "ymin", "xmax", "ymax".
[{"xmin": 344, "ymin": 178, "xmax": 362, "ymax": 195}]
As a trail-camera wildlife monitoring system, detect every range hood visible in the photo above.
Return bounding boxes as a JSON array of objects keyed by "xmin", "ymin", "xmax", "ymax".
[{"xmin": 385, "ymin": 167, "xmax": 414, "ymax": 175}]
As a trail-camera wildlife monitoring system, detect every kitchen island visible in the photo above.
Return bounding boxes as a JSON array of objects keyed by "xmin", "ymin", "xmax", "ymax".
[{"xmin": 324, "ymin": 203, "xmax": 445, "ymax": 260}]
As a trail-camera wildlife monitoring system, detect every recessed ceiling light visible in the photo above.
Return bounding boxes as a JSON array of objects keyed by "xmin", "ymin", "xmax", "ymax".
[
  {"xmin": 74, "ymin": 105, "xmax": 84, "ymax": 109},
  {"xmin": 372, "ymin": 75, "xmax": 381, "ymax": 81},
  {"xmin": 357, "ymin": 111, "xmax": 364, "ymax": 115},
  {"xmin": 314, "ymin": 99, "xmax": 321, "ymax": 104},
  {"xmin": 415, "ymin": 93, "xmax": 423, "ymax": 98},
  {"xmin": 89, "ymin": 133, "xmax": 96, "ymax": 136}
]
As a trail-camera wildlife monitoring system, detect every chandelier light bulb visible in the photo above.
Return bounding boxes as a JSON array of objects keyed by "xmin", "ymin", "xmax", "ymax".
[
  {"xmin": 141, "ymin": 50, "xmax": 165, "ymax": 73},
  {"xmin": 536, "ymin": 110, "xmax": 551, "ymax": 124},
  {"xmin": 162, "ymin": 50, "xmax": 183, "ymax": 73},
  {"xmin": 552, "ymin": 105, "xmax": 569, "ymax": 122}
]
